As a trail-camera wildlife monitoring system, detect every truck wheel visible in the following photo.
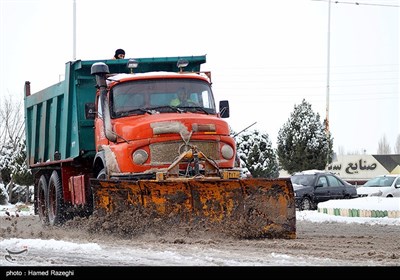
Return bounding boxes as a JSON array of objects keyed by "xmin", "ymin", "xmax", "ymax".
[
  {"xmin": 37, "ymin": 175, "xmax": 49, "ymax": 226},
  {"xmin": 47, "ymin": 171, "xmax": 65, "ymax": 226}
]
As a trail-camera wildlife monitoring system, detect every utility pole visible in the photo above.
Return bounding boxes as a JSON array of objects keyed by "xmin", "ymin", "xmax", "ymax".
[
  {"xmin": 73, "ymin": 0, "xmax": 76, "ymax": 60},
  {"xmin": 325, "ymin": 0, "xmax": 331, "ymax": 135}
]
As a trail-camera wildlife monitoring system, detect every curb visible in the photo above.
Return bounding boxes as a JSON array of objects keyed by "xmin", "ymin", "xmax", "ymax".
[{"xmin": 317, "ymin": 207, "xmax": 400, "ymax": 218}]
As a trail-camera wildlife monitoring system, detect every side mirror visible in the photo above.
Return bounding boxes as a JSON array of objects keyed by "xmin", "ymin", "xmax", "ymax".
[{"xmin": 219, "ymin": 100, "xmax": 229, "ymax": 118}]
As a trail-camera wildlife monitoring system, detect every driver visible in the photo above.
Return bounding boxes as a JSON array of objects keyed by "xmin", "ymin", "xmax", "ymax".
[{"xmin": 170, "ymin": 89, "xmax": 195, "ymax": 106}]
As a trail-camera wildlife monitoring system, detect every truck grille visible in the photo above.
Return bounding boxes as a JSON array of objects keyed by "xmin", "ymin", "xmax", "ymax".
[{"xmin": 150, "ymin": 141, "xmax": 219, "ymax": 164}]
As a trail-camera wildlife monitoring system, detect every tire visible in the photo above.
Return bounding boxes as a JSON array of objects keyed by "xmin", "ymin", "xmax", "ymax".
[
  {"xmin": 300, "ymin": 197, "xmax": 313, "ymax": 211},
  {"xmin": 47, "ymin": 171, "xmax": 65, "ymax": 226},
  {"xmin": 97, "ymin": 168, "xmax": 106, "ymax": 179},
  {"xmin": 37, "ymin": 175, "xmax": 49, "ymax": 226}
]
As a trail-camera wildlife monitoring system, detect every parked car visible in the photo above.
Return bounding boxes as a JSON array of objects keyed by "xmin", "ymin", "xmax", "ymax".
[
  {"xmin": 356, "ymin": 174, "xmax": 400, "ymax": 198},
  {"xmin": 290, "ymin": 170, "xmax": 358, "ymax": 211}
]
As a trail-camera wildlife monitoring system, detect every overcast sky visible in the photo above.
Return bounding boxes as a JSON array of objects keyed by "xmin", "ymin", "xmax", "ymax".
[{"xmin": 0, "ymin": 0, "xmax": 399, "ymax": 154}]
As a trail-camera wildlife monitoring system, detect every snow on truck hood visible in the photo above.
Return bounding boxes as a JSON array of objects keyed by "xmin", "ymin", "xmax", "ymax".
[{"xmin": 112, "ymin": 114, "xmax": 229, "ymax": 141}]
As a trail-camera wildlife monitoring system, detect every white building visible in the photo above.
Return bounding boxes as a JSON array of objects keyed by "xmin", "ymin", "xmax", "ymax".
[{"xmin": 280, "ymin": 154, "xmax": 400, "ymax": 186}]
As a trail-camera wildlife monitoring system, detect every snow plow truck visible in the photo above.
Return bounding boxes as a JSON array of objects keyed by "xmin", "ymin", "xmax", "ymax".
[{"xmin": 23, "ymin": 55, "xmax": 296, "ymax": 239}]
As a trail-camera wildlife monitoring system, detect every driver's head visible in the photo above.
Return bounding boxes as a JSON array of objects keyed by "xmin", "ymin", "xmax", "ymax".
[{"xmin": 178, "ymin": 89, "xmax": 186, "ymax": 98}]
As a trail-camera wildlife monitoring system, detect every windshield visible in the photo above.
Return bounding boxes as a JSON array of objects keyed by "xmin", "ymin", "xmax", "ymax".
[
  {"xmin": 291, "ymin": 174, "xmax": 315, "ymax": 186},
  {"xmin": 363, "ymin": 177, "xmax": 395, "ymax": 187},
  {"xmin": 110, "ymin": 79, "xmax": 216, "ymax": 117}
]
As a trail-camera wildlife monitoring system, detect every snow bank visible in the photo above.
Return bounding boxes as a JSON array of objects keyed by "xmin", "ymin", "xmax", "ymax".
[{"xmin": 317, "ymin": 197, "xmax": 400, "ymax": 218}]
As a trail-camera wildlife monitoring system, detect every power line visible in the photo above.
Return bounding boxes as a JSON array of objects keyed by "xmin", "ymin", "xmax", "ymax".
[{"xmin": 312, "ymin": 0, "xmax": 400, "ymax": 7}]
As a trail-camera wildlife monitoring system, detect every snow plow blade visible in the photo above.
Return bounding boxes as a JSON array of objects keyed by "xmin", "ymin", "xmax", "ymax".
[{"xmin": 90, "ymin": 177, "xmax": 296, "ymax": 239}]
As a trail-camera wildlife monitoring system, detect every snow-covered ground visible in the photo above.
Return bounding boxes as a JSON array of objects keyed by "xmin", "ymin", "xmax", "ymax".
[
  {"xmin": 2, "ymin": 196, "xmax": 399, "ymax": 224},
  {"xmin": 0, "ymin": 197, "xmax": 399, "ymax": 269}
]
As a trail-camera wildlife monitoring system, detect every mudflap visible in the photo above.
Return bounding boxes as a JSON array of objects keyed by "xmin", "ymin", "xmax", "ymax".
[{"xmin": 90, "ymin": 177, "xmax": 296, "ymax": 239}]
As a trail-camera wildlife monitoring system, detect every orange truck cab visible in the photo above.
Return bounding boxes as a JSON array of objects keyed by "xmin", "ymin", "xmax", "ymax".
[{"xmin": 91, "ymin": 56, "xmax": 237, "ymax": 180}]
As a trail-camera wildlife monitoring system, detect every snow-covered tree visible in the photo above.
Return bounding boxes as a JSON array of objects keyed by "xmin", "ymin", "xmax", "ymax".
[
  {"xmin": 0, "ymin": 96, "xmax": 33, "ymax": 203},
  {"xmin": 12, "ymin": 140, "xmax": 33, "ymax": 186},
  {"xmin": 277, "ymin": 99, "xmax": 333, "ymax": 174},
  {"xmin": 236, "ymin": 129, "xmax": 279, "ymax": 178},
  {"xmin": 0, "ymin": 139, "xmax": 33, "ymax": 203},
  {"xmin": 0, "ymin": 141, "xmax": 14, "ymax": 185},
  {"xmin": 0, "ymin": 96, "xmax": 25, "ymax": 184},
  {"xmin": 0, "ymin": 183, "xmax": 9, "ymax": 205}
]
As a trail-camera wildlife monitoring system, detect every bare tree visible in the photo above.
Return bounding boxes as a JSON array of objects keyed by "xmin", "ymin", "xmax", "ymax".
[
  {"xmin": 377, "ymin": 134, "xmax": 391, "ymax": 154},
  {"xmin": 0, "ymin": 96, "xmax": 26, "ymax": 201},
  {"xmin": 0, "ymin": 95, "xmax": 25, "ymax": 149},
  {"xmin": 337, "ymin": 146, "xmax": 345, "ymax": 156},
  {"xmin": 395, "ymin": 134, "xmax": 400, "ymax": 154},
  {"xmin": 346, "ymin": 148, "xmax": 367, "ymax": 155}
]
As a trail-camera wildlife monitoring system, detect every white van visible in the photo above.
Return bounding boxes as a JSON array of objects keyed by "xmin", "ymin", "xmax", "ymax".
[{"xmin": 357, "ymin": 174, "xmax": 400, "ymax": 197}]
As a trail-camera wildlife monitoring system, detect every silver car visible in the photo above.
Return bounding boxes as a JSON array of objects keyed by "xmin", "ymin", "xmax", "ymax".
[{"xmin": 356, "ymin": 174, "xmax": 400, "ymax": 197}]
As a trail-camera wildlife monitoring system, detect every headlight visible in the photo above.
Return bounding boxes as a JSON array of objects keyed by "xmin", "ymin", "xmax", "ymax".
[
  {"xmin": 132, "ymin": 149, "xmax": 148, "ymax": 165},
  {"xmin": 221, "ymin": 144, "xmax": 234, "ymax": 160}
]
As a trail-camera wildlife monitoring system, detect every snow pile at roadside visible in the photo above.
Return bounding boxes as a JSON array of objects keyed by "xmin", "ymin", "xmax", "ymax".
[{"xmin": 317, "ymin": 197, "xmax": 400, "ymax": 218}]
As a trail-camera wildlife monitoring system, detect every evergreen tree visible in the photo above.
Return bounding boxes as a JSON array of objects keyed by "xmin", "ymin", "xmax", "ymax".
[
  {"xmin": 0, "ymin": 139, "xmax": 33, "ymax": 203},
  {"xmin": 0, "ymin": 141, "xmax": 14, "ymax": 185},
  {"xmin": 12, "ymin": 140, "xmax": 34, "ymax": 187},
  {"xmin": 277, "ymin": 99, "xmax": 333, "ymax": 174},
  {"xmin": 236, "ymin": 129, "xmax": 279, "ymax": 178}
]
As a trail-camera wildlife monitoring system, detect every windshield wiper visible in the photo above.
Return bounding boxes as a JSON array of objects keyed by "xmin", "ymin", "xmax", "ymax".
[
  {"xmin": 117, "ymin": 108, "xmax": 157, "ymax": 117},
  {"xmin": 139, "ymin": 108, "xmax": 159, "ymax": 114},
  {"xmin": 150, "ymin": 106, "xmax": 184, "ymax": 113},
  {"xmin": 179, "ymin": 106, "xmax": 210, "ymax": 114}
]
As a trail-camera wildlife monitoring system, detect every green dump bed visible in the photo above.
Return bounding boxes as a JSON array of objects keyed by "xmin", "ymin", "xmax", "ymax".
[{"xmin": 24, "ymin": 55, "xmax": 206, "ymax": 167}]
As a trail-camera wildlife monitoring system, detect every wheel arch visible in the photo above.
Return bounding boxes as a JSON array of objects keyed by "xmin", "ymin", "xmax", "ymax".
[{"xmin": 93, "ymin": 150, "xmax": 106, "ymax": 177}]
